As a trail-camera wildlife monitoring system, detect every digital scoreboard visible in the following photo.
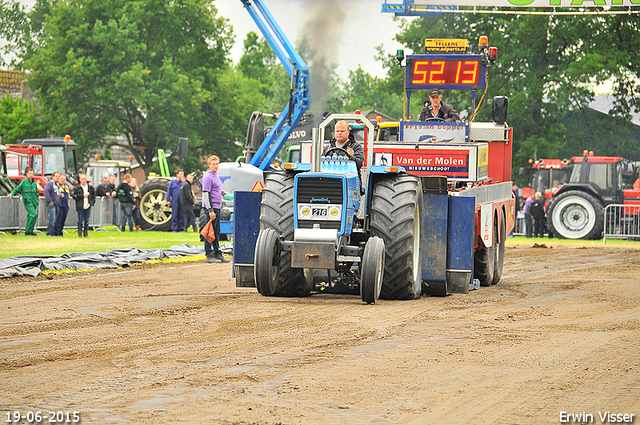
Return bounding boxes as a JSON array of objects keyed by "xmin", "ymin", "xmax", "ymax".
[{"xmin": 405, "ymin": 55, "xmax": 486, "ymax": 90}]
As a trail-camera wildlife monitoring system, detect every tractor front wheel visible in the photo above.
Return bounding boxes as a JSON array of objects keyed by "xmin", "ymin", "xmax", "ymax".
[
  {"xmin": 254, "ymin": 228, "xmax": 280, "ymax": 296},
  {"xmin": 258, "ymin": 172, "xmax": 306, "ymax": 296},
  {"xmin": 360, "ymin": 237, "xmax": 385, "ymax": 304}
]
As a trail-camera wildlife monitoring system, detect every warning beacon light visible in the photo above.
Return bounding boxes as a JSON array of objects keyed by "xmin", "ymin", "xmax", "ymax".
[
  {"xmin": 488, "ymin": 47, "xmax": 498, "ymax": 63},
  {"xmin": 478, "ymin": 35, "xmax": 489, "ymax": 50}
]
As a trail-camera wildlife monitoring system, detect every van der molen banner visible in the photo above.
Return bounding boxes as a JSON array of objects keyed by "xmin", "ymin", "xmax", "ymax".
[{"xmin": 414, "ymin": 0, "xmax": 639, "ymax": 6}]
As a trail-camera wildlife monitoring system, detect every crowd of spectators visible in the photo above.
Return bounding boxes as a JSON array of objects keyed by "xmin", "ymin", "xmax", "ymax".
[{"xmin": 10, "ymin": 170, "xmax": 205, "ymax": 238}]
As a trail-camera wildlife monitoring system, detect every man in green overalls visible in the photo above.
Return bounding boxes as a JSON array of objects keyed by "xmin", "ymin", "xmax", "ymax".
[{"xmin": 9, "ymin": 168, "xmax": 40, "ymax": 235}]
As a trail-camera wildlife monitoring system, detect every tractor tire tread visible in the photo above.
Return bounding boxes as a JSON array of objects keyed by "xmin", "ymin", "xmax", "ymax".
[{"xmin": 370, "ymin": 174, "xmax": 422, "ymax": 300}]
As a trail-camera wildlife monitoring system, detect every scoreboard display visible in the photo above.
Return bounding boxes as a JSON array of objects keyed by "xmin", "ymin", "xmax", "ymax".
[{"xmin": 405, "ymin": 55, "xmax": 486, "ymax": 91}]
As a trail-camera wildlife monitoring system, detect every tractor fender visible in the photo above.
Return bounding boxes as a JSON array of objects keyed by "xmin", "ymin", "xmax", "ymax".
[{"xmin": 553, "ymin": 182, "xmax": 600, "ymax": 200}]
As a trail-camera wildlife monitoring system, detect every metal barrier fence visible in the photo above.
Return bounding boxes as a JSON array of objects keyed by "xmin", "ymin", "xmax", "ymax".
[
  {"xmin": 603, "ymin": 204, "xmax": 640, "ymax": 243},
  {"xmin": 3, "ymin": 194, "xmax": 530, "ymax": 237},
  {"xmin": 0, "ymin": 196, "xmax": 122, "ymax": 234},
  {"xmin": 514, "ymin": 214, "xmax": 525, "ymax": 236}
]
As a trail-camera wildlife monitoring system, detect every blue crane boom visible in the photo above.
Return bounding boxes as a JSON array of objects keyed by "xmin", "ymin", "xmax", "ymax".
[{"xmin": 240, "ymin": 0, "xmax": 310, "ymax": 171}]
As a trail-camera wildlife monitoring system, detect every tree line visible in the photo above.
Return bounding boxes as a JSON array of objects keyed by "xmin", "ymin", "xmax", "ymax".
[{"xmin": 1, "ymin": 0, "xmax": 639, "ymax": 177}]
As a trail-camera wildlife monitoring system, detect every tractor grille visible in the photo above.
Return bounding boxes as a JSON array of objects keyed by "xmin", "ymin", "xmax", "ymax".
[
  {"xmin": 297, "ymin": 176, "xmax": 343, "ymax": 230},
  {"xmin": 296, "ymin": 177, "xmax": 343, "ymax": 204}
]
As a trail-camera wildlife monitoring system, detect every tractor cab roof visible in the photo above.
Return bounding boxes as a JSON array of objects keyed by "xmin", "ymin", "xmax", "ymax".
[{"xmin": 21, "ymin": 137, "xmax": 77, "ymax": 148}]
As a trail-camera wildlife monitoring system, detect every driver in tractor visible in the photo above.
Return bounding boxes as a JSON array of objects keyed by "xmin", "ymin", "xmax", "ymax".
[
  {"xmin": 418, "ymin": 88, "xmax": 461, "ymax": 122},
  {"xmin": 321, "ymin": 120, "xmax": 365, "ymax": 170},
  {"xmin": 322, "ymin": 120, "xmax": 365, "ymax": 191}
]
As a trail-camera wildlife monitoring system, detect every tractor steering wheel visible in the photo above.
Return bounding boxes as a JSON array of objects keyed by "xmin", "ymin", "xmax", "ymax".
[
  {"xmin": 425, "ymin": 117, "xmax": 445, "ymax": 122},
  {"xmin": 324, "ymin": 146, "xmax": 351, "ymax": 159}
]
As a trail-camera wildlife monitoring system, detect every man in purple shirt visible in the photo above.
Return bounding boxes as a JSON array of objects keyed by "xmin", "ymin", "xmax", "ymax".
[
  {"xmin": 202, "ymin": 155, "xmax": 229, "ymax": 263},
  {"xmin": 523, "ymin": 194, "xmax": 535, "ymax": 238}
]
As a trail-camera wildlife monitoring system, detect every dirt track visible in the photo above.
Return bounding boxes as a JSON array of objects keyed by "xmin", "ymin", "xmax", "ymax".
[{"xmin": 1, "ymin": 244, "xmax": 639, "ymax": 424}]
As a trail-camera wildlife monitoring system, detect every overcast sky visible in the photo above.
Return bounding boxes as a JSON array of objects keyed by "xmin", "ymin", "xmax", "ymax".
[
  {"xmin": 12, "ymin": 0, "xmax": 408, "ymax": 79},
  {"xmin": 216, "ymin": 0, "xmax": 406, "ymax": 80}
]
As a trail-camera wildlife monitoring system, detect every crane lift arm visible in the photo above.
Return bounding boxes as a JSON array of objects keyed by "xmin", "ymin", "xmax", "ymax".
[{"xmin": 240, "ymin": 0, "xmax": 310, "ymax": 171}]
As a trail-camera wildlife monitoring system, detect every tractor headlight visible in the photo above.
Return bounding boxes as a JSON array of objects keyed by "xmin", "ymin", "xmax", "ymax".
[{"xmin": 329, "ymin": 206, "xmax": 340, "ymax": 218}]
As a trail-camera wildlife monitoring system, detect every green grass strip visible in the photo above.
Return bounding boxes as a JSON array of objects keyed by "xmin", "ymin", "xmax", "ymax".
[{"xmin": 0, "ymin": 226, "xmax": 213, "ymax": 258}]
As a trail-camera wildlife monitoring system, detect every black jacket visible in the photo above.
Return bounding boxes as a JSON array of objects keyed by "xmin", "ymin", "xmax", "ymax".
[
  {"xmin": 95, "ymin": 183, "xmax": 114, "ymax": 198},
  {"xmin": 179, "ymin": 180, "xmax": 195, "ymax": 207},
  {"xmin": 418, "ymin": 102, "xmax": 461, "ymax": 122},
  {"xmin": 72, "ymin": 184, "xmax": 96, "ymax": 211},
  {"xmin": 117, "ymin": 182, "xmax": 134, "ymax": 204},
  {"xmin": 530, "ymin": 198, "xmax": 546, "ymax": 218},
  {"xmin": 321, "ymin": 133, "xmax": 365, "ymax": 171}
]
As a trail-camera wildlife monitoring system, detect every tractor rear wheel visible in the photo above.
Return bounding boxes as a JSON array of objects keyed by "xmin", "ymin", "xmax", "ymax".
[
  {"xmin": 548, "ymin": 190, "xmax": 604, "ymax": 240},
  {"xmin": 360, "ymin": 236, "xmax": 385, "ymax": 304},
  {"xmin": 475, "ymin": 214, "xmax": 496, "ymax": 287},
  {"xmin": 139, "ymin": 179, "xmax": 172, "ymax": 231},
  {"xmin": 370, "ymin": 174, "xmax": 423, "ymax": 300},
  {"xmin": 258, "ymin": 172, "xmax": 306, "ymax": 297},
  {"xmin": 492, "ymin": 210, "xmax": 506, "ymax": 285}
]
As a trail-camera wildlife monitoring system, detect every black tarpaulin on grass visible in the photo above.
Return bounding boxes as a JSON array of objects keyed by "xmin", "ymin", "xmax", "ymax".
[{"xmin": 0, "ymin": 243, "xmax": 213, "ymax": 278}]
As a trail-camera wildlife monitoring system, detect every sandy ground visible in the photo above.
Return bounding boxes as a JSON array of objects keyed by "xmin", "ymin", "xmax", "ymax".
[{"xmin": 1, "ymin": 244, "xmax": 639, "ymax": 424}]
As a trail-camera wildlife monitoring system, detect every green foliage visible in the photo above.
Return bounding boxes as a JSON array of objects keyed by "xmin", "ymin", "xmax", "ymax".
[
  {"xmin": 236, "ymin": 32, "xmax": 293, "ymax": 114},
  {"xmin": 237, "ymin": 32, "xmax": 275, "ymax": 86},
  {"xmin": 327, "ymin": 66, "xmax": 403, "ymax": 119},
  {"xmin": 0, "ymin": 0, "xmax": 28, "ymax": 67},
  {"xmin": 564, "ymin": 108, "xmax": 640, "ymax": 160},
  {"xmin": 0, "ymin": 93, "xmax": 48, "ymax": 142},
  {"xmin": 23, "ymin": 0, "xmax": 239, "ymax": 171}
]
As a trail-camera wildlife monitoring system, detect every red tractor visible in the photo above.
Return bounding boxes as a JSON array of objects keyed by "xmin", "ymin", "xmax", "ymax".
[
  {"xmin": 520, "ymin": 158, "xmax": 571, "ymax": 209},
  {"xmin": 5, "ymin": 136, "xmax": 80, "ymax": 194},
  {"xmin": 547, "ymin": 151, "xmax": 640, "ymax": 239}
]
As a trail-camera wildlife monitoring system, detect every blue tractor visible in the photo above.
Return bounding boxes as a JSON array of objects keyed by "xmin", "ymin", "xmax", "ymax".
[{"xmin": 253, "ymin": 113, "xmax": 423, "ymax": 304}]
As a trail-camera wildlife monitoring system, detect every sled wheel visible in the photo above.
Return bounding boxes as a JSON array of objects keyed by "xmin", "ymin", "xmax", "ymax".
[
  {"xmin": 475, "ymin": 214, "xmax": 496, "ymax": 287},
  {"xmin": 492, "ymin": 209, "xmax": 506, "ymax": 285}
]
